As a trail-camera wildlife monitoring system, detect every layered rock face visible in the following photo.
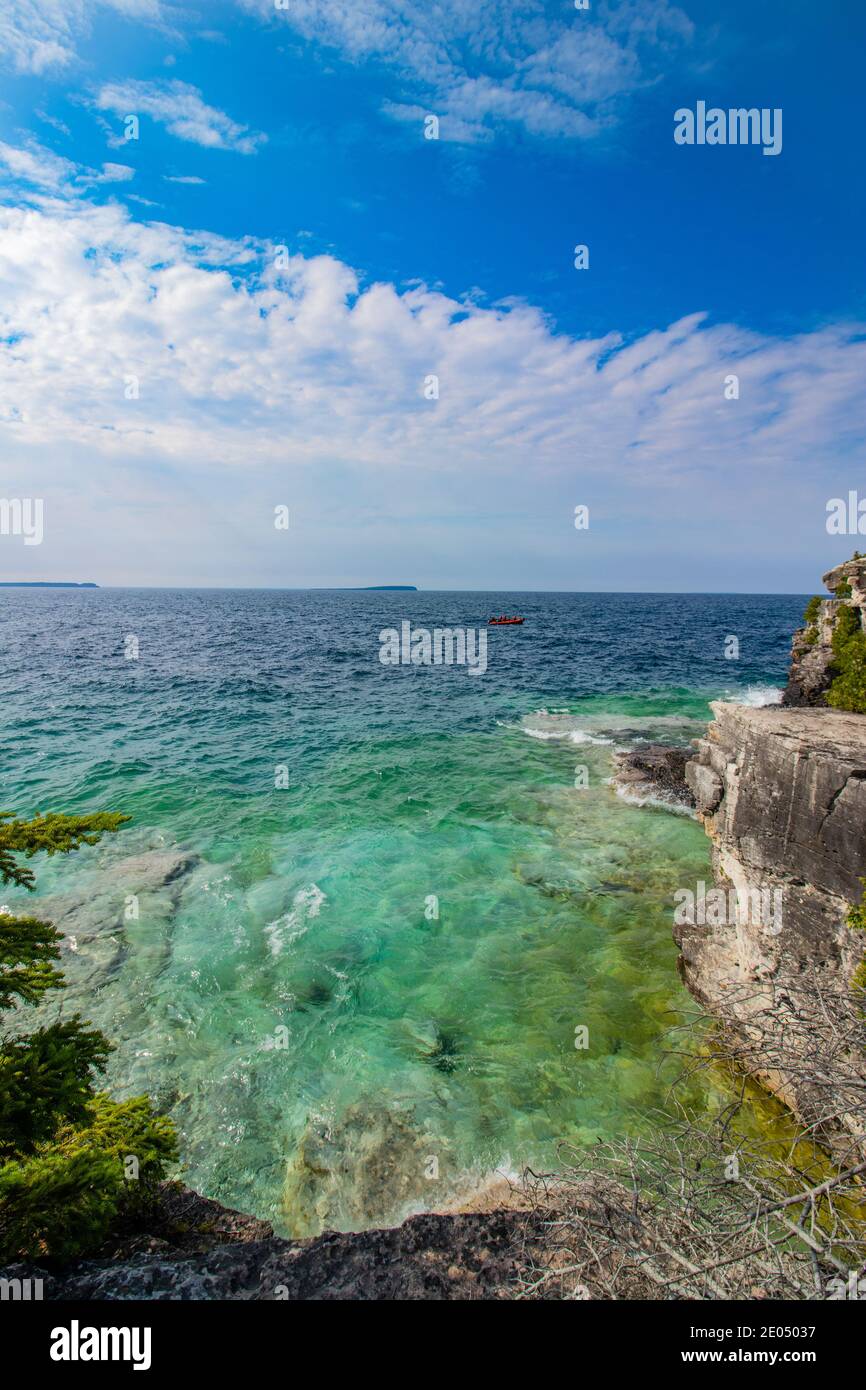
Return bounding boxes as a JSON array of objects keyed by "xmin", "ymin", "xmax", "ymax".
[
  {"xmin": 682, "ymin": 702, "xmax": 866, "ymax": 1160},
  {"xmin": 783, "ymin": 555, "xmax": 866, "ymax": 707}
]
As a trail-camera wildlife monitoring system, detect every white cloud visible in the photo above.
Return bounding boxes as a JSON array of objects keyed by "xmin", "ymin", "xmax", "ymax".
[
  {"xmin": 0, "ymin": 0, "xmax": 166, "ymax": 75},
  {"xmin": 0, "ymin": 192, "xmax": 862, "ymax": 486},
  {"xmin": 96, "ymin": 161, "xmax": 136, "ymax": 182},
  {"xmin": 0, "ymin": 138, "xmax": 135, "ymax": 192},
  {"xmin": 0, "ymin": 138, "xmax": 78, "ymax": 190},
  {"xmin": 92, "ymin": 78, "xmax": 266, "ymax": 153},
  {"xmin": 240, "ymin": 0, "xmax": 696, "ymax": 141},
  {"xmin": 36, "ymin": 109, "xmax": 72, "ymax": 137},
  {"xmin": 2, "ymin": 1, "xmax": 696, "ymax": 145},
  {"xmin": 0, "ymin": 188, "xmax": 862, "ymax": 586},
  {"xmin": 164, "ymin": 174, "xmax": 206, "ymax": 184}
]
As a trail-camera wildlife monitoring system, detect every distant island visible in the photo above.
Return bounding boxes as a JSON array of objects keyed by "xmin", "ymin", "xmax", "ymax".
[
  {"xmin": 350, "ymin": 585, "xmax": 417, "ymax": 591},
  {"xmin": 0, "ymin": 582, "xmax": 99, "ymax": 588}
]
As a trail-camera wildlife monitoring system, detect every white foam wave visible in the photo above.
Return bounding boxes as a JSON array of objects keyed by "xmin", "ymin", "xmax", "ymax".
[
  {"xmin": 520, "ymin": 724, "xmax": 612, "ymax": 744},
  {"xmin": 612, "ymin": 782, "xmax": 697, "ymax": 818},
  {"xmin": 265, "ymin": 883, "xmax": 326, "ymax": 958},
  {"xmin": 516, "ymin": 708, "xmax": 698, "ymax": 746},
  {"xmin": 728, "ymin": 685, "xmax": 783, "ymax": 708}
]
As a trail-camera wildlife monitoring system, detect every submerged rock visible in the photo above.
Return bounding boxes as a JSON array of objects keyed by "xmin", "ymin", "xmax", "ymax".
[
  {"xmin": 1, "ymin": 847, "xmax": 198, "ymax": 1006},
  {"xmin": 283, "ymin": 1103, "xmax": 449, "ymax": 1237},
  {"xmin": 16, "ymin": 847, "xmax": 196, "ymax": 942}
]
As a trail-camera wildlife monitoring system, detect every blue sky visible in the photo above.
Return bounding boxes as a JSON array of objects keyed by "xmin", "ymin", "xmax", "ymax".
[{"xmin": 0, "ymin": 0, "xmax": 864, "ymax": 589}]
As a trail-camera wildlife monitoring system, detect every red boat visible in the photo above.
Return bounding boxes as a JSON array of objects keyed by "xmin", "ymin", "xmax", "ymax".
[{"xmin": 488, "ymin": 615, "xmax": 525, "ymax": 625}]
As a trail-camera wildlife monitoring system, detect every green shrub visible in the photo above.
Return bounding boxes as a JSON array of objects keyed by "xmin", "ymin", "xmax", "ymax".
[
  {"xmin": 0, "ymin": 1147, "xmax": 121, "ymax": 1263},
  {"xmin": 0, "ymin": 1095, "xmax": 177, "ymax": 1263},
  {"xmin": 846, "ymin": 882, "xmax": 866, "ymax": 1006},
  {"xmin": 800, "ymin": 596, "xmax": 822, "ymax": 646},
  {"xmin": 54, "ymin": 1094, "xmax": 178, "ymax": 1214},
  {"xmin": 802, "ymin": 596, "xmax": 822, "ymax": 626},
  {"xmin": 0, "ymin": 1019, "xmax": 111, "ymax": 1158},
  {"xmin": 847, "ymin": 879, "xmax": 866, "ymax": 933},
  {"xmin": 0, "ymin": 810, "xmax": 178, "ymax": 1264},
  {"xmin": 826, "ymin": 605, "xmax": 866, "ymax": 714}
]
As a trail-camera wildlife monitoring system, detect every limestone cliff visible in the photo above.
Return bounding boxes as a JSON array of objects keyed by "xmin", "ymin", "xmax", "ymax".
[{"xmin": 682, "ymin": 701, "xmax": 866, "ymax": 1162}]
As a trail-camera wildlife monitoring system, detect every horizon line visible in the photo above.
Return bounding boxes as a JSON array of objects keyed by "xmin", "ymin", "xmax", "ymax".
[{"xmin": 0, "ymin": 584, "xmax": 819, "ymax": 596}]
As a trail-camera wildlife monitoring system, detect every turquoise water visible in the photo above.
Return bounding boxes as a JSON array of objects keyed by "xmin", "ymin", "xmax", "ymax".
[{"xmin": 0, "ymin": 589, "xmax": 803, "ymax": 1233}]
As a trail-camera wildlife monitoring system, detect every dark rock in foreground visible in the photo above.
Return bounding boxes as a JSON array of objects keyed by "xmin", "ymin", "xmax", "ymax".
[
  {"xmin": 612, "ymin": 743, "xmax": 695, "ymax": 808},
  {"xmin": 1, "ymin": 1184, "xmax": 544, "ymax": 1301}
]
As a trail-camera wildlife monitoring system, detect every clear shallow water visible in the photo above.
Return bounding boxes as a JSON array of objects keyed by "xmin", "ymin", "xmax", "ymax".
[{"xmin": 0, "ymin": 589, "xmax": 805, "ymax": 1234}]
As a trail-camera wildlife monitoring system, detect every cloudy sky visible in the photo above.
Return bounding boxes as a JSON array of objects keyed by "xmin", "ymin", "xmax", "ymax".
[{"xmin": 0, "ymin": 0, "xmax": 863, "ymax": 590}]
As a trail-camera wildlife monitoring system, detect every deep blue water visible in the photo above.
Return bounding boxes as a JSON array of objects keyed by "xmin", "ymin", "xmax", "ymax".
[{"xmin": 1, "ymin": 588, "xmax": 803, "ymax": 811}]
